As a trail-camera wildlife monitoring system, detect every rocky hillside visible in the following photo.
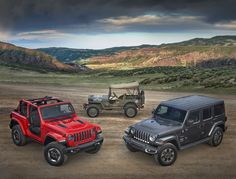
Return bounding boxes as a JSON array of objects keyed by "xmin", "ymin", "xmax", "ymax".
[
  {"xmin": 84, "ymin": 36, "xmax": 236, "ymax": 69},
  {"xmin": 0, "ymin": 42, "xmax": 86, "ymax": 72},
  {"xmin": 37, "ymin": 45, "xmax": 157, "ymax": 62}
]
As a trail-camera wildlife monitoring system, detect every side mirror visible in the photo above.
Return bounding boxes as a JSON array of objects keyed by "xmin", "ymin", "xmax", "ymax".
[{"xmin": 186, "ymin": 119, "xmax": 194, "ymax": 126}]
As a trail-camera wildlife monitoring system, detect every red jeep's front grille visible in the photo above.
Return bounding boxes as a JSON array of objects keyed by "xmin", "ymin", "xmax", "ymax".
[{"xmin": 73, "ymin": 129, "xmax": 93, "ymax": 142}]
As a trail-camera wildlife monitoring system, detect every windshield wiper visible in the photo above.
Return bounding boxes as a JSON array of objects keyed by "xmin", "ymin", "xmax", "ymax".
[{"xmin": 48, "ymin": 114, "xmax": 73, "ymax": 121}]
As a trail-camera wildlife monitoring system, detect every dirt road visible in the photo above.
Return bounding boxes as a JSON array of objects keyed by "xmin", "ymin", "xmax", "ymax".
[{"xmin": 0, "ymin": 84, "xmax": 235, "ymax": 179}]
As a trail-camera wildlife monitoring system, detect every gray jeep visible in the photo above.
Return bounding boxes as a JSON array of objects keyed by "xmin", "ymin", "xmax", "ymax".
[
  {"xmin": 84, "ymin": 82, "xmax": 145, "ymax": 118},
  {"xmin": 123, "ymin": 95, "xmax": 227, "ymax": 166}
]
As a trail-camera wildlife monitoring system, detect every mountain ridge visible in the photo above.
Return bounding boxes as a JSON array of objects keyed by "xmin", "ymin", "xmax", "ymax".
[
  {"xmin": 0, "ymin": 41, "xmax": 86, "ymax": 72},
  {"xmin": 83, "ymin": 35, "xmax": 236, "ymax": 69},
  {"xmin": 38, "ymin": 36, "xmax": 236, "ymax": 64}
]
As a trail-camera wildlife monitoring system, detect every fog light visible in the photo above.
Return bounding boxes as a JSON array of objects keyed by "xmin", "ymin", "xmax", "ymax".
[{"xmin": 124, "ymin": 127, "xmax": 131, "ymax": 134}]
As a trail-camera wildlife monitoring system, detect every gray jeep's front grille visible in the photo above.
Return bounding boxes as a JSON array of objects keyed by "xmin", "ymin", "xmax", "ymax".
[
  {"xmin": 133, "ymin": 129, "xmax": 150, "ymax": 144},
  {"xmin": 73, "ymin": 129, "xmax": 93, "ymax": 142}
]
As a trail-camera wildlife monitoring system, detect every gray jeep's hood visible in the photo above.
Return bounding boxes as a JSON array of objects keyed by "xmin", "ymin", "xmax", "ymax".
[
  {"xmin": 133, "ymin": 117, "xmax": 182, "ymax": 137},
  {"xmin": 88, "ymin": 95, "xmax": 108, "ymax": 102}
]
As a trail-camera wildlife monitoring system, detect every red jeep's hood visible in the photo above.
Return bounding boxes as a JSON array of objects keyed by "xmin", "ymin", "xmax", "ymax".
[{"xmin": 46, "ymin": 116, "xmax": 93, "ymax": 133}]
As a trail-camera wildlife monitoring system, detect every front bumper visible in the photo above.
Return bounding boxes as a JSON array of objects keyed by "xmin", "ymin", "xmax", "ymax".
[
  {"xmin": 65, "ymin": 137, "xmax": 103, "ymax": 153},
  {"xmin": 123, "ymin": 135, "xmax": 158, "ymax": 154}
]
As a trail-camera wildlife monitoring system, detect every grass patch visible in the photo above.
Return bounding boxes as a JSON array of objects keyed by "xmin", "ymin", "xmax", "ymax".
[{"xmin": 0, "ymin": 65, "xmax": 235, "ymax": 94}]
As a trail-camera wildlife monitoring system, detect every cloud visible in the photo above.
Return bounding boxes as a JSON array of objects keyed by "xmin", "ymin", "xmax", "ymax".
[
  {"xmin": 215, "ymin": 21, "xmax": 236, "ymax": 30},
  {"xmin": 99, "ymin": 15, "xmax": 203, "ymax": 26},
  {"xmin": 0, "ymin": 30, "xmax": 11, "ymax": 41},
  {"xmin": 0, "ymin": 0, "xmax": 236, "ymax": 48},
  {"xmin": 15, "ymin": 30, "xmax": 68, "ymax": 40},
  {"xmin": 0, "ymin": 0, "xmax": 236, "ymax": 33}
]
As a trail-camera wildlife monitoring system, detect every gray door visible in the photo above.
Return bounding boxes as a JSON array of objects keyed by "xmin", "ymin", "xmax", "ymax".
[
  {"xmin": 201, "ymin": 107, "xmax": 213, "ymax": 138},
  {"xmin": 181, "ymin": 110, "xmax": 201, "ymax": 145}
]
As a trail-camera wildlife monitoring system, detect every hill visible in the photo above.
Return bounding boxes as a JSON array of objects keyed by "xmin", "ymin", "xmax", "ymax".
[
  {"xmin": 0, "ymin": 41, "xmax": 86, "ymax": 72},
  {"xmin": 83, "ymin": 36, "xmax": 236, "ymax": 69},
  {"xmin": 37, "ymin": 45, "xmax": 158, "ymax": 62}
]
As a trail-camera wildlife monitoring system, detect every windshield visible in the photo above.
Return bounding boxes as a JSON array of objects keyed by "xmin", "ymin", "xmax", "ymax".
[
  {"xmin": 40, "ymin": 103, "xmax": 75, "ymax": 120},
  {"xmin": 154, "ymin": 105, "xmax": 186, "ymax": 123}
]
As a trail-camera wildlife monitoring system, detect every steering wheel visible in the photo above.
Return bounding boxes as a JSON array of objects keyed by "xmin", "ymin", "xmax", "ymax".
[{"xmin": 113, "ymin": 92, "xmax": 118, "ymax": 98}]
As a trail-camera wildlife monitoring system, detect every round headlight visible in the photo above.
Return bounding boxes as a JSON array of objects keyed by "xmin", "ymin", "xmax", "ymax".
[
  {"xmin": 130, "ymin": 128, "xmax": 135, "ymax": 134},
  {"xmin": 125, "ymin": 127, "xmax": 131, "ymax": 134},
  {"xmin": 68, "ymin": 134, "xmax": 74, "ymax": 141},
  {"xmin": 149, "ymin": 135, "xmax": 156, "ymax": 142}
]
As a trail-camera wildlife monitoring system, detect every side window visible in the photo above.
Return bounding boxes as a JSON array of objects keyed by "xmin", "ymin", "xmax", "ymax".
[
  {"xmin": 203, "ymin": 108, "xmax": 212, "ymax": 120},
  {"xmin": 19, "ymin": 101, "xmax": 27, "ymax": 117},
  {"xmin": 29, "ymin": 106, "xmax": 40, "ymax": 126},
  {"xmin": 214, "ymin": 103, "xmax": 225, "ymax": 116},
  {"xmin": 187, "ymin": 111, "xmax": 200, "ymax": 124}
]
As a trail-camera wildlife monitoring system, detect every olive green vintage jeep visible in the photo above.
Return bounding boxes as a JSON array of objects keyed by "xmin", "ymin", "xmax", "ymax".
[{"xmin": 84, "ymin": 82, "xmax": 145, "ymax": 118}]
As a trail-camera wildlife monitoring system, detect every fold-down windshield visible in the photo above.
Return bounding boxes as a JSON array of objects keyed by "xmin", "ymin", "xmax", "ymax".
[
  {"xmin": 40, "ymin": 103, "xmax": 75, "ymax": 120},
  {"xmin": 154, "ymin": 105, "xmax": 186, "ymax": 123}
]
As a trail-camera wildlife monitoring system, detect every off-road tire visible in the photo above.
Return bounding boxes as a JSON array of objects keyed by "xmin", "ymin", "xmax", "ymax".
[
  {"xmin": 87, "ymin": 106, "xmax": 100, "ymax": 118},
  {"xmin": 124, "ymin": 105, "xmax": 137, "ymax": 118},
  {"xmin": 209, "ymin": 127, "xmax": 223, "ymax": 147},
  {"xmin": 154, "ymin": 143, "xmax": 177, "ymax": 166},
  {"xmin": 125, "ymin": 143, "xmax": 138, "ymax": 152},
  {"xmin": 11, "ymin": 125, "xmax": 27, "ymax": 146},
  {"xmin": 86, "ymin": 145, "xmax": 101, "ymax": 154},
  {"xmin": 44, "ymin": 142, "xmax": 67, "ymax": 166}
]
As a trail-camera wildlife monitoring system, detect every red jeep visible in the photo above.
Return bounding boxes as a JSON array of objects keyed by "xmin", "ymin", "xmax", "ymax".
[{"xmin": 9, "ymin": 96, "xmax": 103, "ymax": 166}]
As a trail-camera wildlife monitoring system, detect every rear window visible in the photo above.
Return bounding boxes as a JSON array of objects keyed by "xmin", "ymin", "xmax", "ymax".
[{"xmin": 214, "ymin": 103, "xmax": 225, "ymax": 116}]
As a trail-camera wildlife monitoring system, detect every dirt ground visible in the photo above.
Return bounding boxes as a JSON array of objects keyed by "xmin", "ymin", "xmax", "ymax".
[{"xmin": 0, "ymin": 83, "xmax": 235, "ymax": 179}]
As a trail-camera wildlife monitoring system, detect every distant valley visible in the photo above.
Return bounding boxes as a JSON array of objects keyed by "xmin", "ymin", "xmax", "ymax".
[
  {"xmin": 84, "ymin": 36, "xmax": 236, "ymax": 69},
  {"xmin": 0, "ymin": 35, "xmax": 236, "ymax": 72},
  {"xmin": 38, "ymin": 36, "xmax": 236, "ymax": 70}
]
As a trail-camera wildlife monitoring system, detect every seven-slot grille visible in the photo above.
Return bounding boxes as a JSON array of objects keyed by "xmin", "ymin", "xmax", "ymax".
[
  {"xmin": 133, "ymin": 129, "xmax": 150, "ymax": 143},
  {"xmin": 73, "ymin": 129, "xmax": 94, "ymax": 142}
]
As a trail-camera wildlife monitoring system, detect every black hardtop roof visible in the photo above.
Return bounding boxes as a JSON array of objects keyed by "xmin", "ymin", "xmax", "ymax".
[{"xmin": 161, "ymin": 95, "xmax": 224, "ymax": 111}]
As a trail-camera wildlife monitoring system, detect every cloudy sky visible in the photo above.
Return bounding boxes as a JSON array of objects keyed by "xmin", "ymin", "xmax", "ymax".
[{"xmin": 0, "ymin": 0, "xmax": 236, "ymax": 49}]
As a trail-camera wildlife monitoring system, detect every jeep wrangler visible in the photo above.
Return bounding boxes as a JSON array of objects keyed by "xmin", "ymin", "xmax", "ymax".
[
  {"xmin": 123, "ymin": 95, "xmax": 227, "ymax": 166},
  {"xmin": 84, "ymin": 82, "xmax": 145, "ymax": 118},
  {"xmin": 9, "ymin": 96, "xmax": 103, "ymax": 166}
]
